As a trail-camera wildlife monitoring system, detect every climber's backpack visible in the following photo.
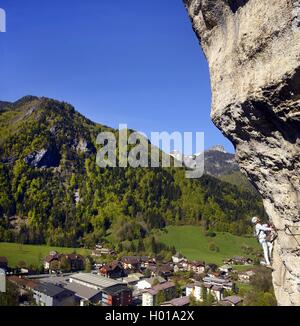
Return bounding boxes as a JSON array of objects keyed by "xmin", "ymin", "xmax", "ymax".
[{"xmin": 266, "ymin": 229, "xmax": 278, "ymax": 243}]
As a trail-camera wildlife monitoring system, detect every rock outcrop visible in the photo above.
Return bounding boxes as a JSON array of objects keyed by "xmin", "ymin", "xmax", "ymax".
[
  {"xmin": 184, "ymin": 0, "xmax": 300, "ymax": 305},
  {"xmin": 24, "ymin": 147, "xmax": 60, "ymax": 168}
]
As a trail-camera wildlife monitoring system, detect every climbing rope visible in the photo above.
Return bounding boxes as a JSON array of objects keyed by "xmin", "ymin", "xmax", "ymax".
[
  {"xmin": 276, "ymin": 225, "xmax": 300, "ymax": 248},
  {"xmin": 284, "ymin": 225, "xmax": 300, "ymax": 247}
]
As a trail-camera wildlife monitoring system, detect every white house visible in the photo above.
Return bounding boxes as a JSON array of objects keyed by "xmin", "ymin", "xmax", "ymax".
[
  {"xmin": 210, "ymin": 285, "xmax": 224, "ymax": 301},
  {"xmin": 136, "ymin": 276, "xmax": 166, "ymax": 290},
  {"xmin": 142, "ymin": 291, "xmax": 154, "ymax": 306},
  {"xmin": 142, "ymin": 282, "xmax": 176, "ymax": 306},
  {"xmin": 172, "ymin": 253, "xmax": 186, "ymax": 264},
  {"xmin": 186, "ymin": 281, "xmax": 225, "ymax": 303},
  {"xmin": 186, "ymin": 282, "xmax": 202, "ymax": 301}
]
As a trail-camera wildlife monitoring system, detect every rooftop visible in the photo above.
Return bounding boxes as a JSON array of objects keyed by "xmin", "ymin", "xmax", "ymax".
[
  {"xmin": 35, "ymin": 283, "xmax": 71, "ymax": 297},
  {"xmin": 203, "ymin": 276, "xmax": 231, "ymax": 285},
  {"xmin": 103, "ymin": 284, "xmax": 131, "ymax": 295},
  {"xmin": 121, "ymin": 256, "xmax": 140, "ymax": 264},
  {"xmin": 69, "ymin": 273, "xmax": 121, "ymax": 289},
  {"xmin": 8, "ymin": 276, "xmax": 39, "ymax": 289},
  {"xmin": 223, "ymin": 295, "xmax": 243, "ymax": 305},
  {"xmin": 100, "ymin": 261, "xmax": 122, "ymax": 272},
  {"xmin": 146, "ymin": 281, "xmax": 175, "ymax": 295},
  {"xmin": 37, "ymin": 275, "xmax": 70, "ymax": 286},
  {"xmin": 142, "ymin": 276, "xmax": 166, "ymax": 286},
  {"xmin": 162, "ymin": 296, "xmax": 190, "ymax": 306},
  {"xmin": 64, "ymin": 282, "xmax": 101, "ymax": 300},
  {"xmin": 186, "ymin": 281, "xmax": 202, "ymax": 288}
]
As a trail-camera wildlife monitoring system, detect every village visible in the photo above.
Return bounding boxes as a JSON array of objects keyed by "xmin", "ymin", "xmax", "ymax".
[{"xmin": 0, "ymin": 244, "xmax": 258, "ymax": 307}]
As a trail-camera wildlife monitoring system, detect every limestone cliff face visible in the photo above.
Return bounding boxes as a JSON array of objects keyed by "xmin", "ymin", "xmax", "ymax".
[{"xmin": 184, "ymin": 0, "xmax": 300, "ymax": 305}]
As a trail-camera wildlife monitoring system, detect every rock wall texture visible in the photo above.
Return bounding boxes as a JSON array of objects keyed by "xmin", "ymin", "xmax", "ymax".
[{"xmin": 184, "ymin": 0, "xmax": 300, "ymax": 305}]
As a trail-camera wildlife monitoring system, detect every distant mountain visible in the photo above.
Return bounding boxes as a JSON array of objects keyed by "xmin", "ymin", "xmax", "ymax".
[
  {"xmin": 0, "ymin": 96, "xmax": 265, "ymax": 249},
  {"xmin": 0, "ymin": 101, "xmax": 12, "ymax": 111},
  {"xmin": 170, "ymin": 145, "xmax": 239, "ymax": 177},
  {"xmin": 170, "ymin": 146, "xmax": 259, "ymax": 194}
]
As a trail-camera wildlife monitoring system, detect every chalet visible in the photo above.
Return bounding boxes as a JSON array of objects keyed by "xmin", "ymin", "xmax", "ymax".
[
  {"xmin": 65, "ymin": 254, "xmax": 84, "ymax": 271},
  {"xmin": 99, "ymin": 261, "xmax": 126, "ymax": 279},
  {"xmin": 158, "ymin": 264, "xmax": 174, "ymax": 278},
  {"xmin": 142, "ymin": 281, "xmax": 177, "ymax": 306},
  {"xmin": 136, "ymin": 276, "xmax": 166, "ymax": 290},
  {"xmin": 121, "ymin": 256, "xmax": 140, "ymax": 271},
  {"xmin": 43, "ymin": 252, "xmax": 84, "ymax": 272},
  {"xmin": 145, "ymin": 264, "xmax": 158, "ymax": 277},
  {"xmin": 0, "ymin": 256, "xmax": 8, "ymax": 271},
  {"xmin": 139, "ymin": 256, "xmax": 155, "ymax": 269},
  {"xmin": 186, "ymin": 261, "xmax": 205, "ymax": 274},
  {"xmin": 44, "ymin": 254, "xmax": 59, "ymax": 270},
  {"xmin": 161, "ymin": 296, "xmax": 190, "ymax": 307},
  {"xmin": 238, "ymin": 270, "xmax": 256, "ymax": 283}
]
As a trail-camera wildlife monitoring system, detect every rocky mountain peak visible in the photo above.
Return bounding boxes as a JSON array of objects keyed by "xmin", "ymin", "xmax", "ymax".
[{"xmin": 208, "ymin": 145, "xmax": 227, "ymax": 153}]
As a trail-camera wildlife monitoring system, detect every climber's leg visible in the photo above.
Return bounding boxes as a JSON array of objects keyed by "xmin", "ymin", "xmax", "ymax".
[
  {"xmin": 260, "ymin": 240, "xmax": 271, "ymax": 265},
  {"xmin": 267, "ymin": 241, "xmax": 273, "ymax": 260}
]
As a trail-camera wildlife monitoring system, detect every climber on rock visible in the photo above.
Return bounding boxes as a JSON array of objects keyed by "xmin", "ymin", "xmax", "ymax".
[{"xmin": 251, "ymin": 216, "xmax": 274, "ymax": 267}]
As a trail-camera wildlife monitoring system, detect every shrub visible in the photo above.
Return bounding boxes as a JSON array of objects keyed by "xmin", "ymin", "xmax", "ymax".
[{"xmin": 205, "ymin": 231, "xmax": 217, "ymax": 238}]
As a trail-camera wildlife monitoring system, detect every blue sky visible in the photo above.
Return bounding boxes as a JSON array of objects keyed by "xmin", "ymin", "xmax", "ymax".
[{"xmin": 0, "ymin": 0, "xmax": 234, "ymax": 154}]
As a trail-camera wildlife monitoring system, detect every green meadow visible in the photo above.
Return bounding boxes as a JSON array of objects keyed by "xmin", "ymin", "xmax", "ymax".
[
  {"xmin": 0, "ymin": 242, "xmax": 90, "ymax": 267},
  {"xmin": 160, "ymin": 225, "xmax": 260, "ymax": 265}
]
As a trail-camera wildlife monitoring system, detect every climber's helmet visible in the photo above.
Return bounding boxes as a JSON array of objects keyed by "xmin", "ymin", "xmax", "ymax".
[{"xmin": 251, "ymin": 216, "xmax": 259, "ymax": 224}]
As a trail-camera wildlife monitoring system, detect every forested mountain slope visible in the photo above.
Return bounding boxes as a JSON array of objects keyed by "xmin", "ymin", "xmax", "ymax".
[{"xmin": 0, "ymin": 96, "xmax": 266, "ymax": 248}]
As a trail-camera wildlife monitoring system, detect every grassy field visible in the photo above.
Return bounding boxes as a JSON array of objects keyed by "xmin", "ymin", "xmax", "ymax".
[
  {"xmin": 0, "ymin": 242, "xmax": 91, "ymax": 267},
  {"xmin": 160, "ymin": 225, "xmax": 260, "ymax": 265}
]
